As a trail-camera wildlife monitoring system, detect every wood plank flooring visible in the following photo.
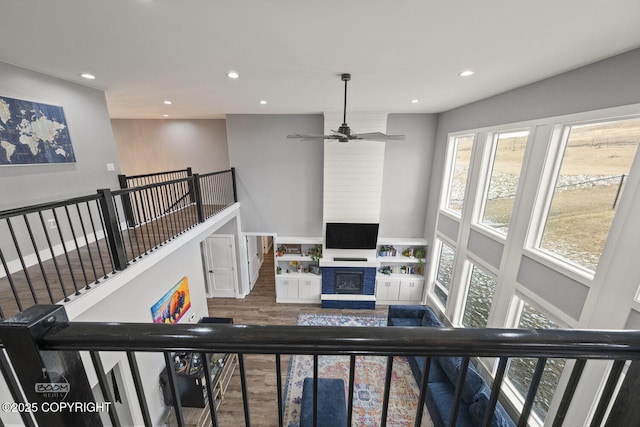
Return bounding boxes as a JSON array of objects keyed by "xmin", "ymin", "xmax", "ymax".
[{"xmin": 208, "ymin": 248, "xmax": 390, "ymax": 427}]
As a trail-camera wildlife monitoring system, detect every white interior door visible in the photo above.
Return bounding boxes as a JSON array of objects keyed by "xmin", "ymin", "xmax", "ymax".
[{"xmin": 202, "ymin": 235, "xmax": 238, "ymax": 298}]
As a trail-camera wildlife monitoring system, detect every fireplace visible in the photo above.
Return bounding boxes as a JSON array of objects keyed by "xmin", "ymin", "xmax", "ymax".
[
  {"xmin": 321, "ymin": 266, "xmax": 376, "ymax": 309},
  {"xmin": 334, "ymin": 270, "xmax": 363, "ymax": 294}
]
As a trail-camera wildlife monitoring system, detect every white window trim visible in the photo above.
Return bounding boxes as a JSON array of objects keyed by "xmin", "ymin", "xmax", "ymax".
[
  {"xmin": 441, "ymin": 134, "xmax": 477, "ymax": 218},
  {"xmin": 431, "ymin": 237, "xmax": 455, "ymax": 310},
  {"xmin": 474, "ymin": 128, "xmax": 533, "ymax": 239},
  {"xmin": 458, "ymin": 259, "xmax": 499, "ymax": 328}
]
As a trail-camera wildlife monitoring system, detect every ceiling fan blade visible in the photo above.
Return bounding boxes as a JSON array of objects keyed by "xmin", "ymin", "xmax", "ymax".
[
  {"xmin": 287, "ymin": 133, "xmax": 334, "ymax": 141},
  {"xmin": 353, "ymin": 132, "xmax": 406, "ymax": 141}
]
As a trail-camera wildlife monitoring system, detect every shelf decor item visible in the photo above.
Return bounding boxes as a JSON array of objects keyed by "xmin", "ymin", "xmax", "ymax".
[
  {"xmin": 309, "ymin": 245, "xmax": 323, "ymax": 262},
  {"xmin": 282, "ymin": 244, "xmax": 302, "ymax": 255}
]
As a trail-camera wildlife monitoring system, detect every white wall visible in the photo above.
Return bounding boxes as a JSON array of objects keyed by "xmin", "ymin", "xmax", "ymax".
[
  {"xmin": 0, "ymin": 61, "xmax": 121, "ymax": 210},
  {"xmin": 111, "ymin": 119, "xmax": 230, "ymax": 175},
  {"xmin": 63, "ymin": 208, "xmax": 242, "ymax": 426}
]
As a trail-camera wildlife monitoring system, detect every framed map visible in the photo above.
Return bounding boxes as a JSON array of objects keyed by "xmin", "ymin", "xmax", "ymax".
[{"xmin": 0, "ymin": 95, "xmax": 75, "ymax": 165}]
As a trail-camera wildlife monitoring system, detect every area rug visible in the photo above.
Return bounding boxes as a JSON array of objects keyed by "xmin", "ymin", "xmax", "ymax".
[{"xmin": 283, "ymin": 313, "xmax": 433, "ymax": 427}]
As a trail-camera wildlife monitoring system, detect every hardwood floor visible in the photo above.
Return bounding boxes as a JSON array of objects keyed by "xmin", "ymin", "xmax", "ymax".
[{"xmin": 208, "ymin": 248, "xmax": 389, "ymax": 427}]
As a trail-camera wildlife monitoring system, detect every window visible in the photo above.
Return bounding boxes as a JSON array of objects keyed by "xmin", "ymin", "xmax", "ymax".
[
  {"xmin": 505, "ymin": 300, "xmax": 566, "ymax": 423},
  {"xmin": 461, "ymin": 264, "xmax": 496, "ymax": 328},
  {"xmin": 539, "ymin": 118, "xmax": 640, "ymax": 272},
  {"xmin": 444, "ymin": 135, "xmax": 475, "ymax": 215},
  {"xmin": 434, "ymin": 240, "xmax": 455, "ymax": 307},
  {"xmin": 480, "ymin": 130, "xmax": 529, "ymax": 235}
]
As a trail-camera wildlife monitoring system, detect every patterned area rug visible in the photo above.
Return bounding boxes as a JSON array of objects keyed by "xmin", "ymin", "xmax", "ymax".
[{"xmin": 283, "ymin": 313, "xmax": 433, "ymax": 427}]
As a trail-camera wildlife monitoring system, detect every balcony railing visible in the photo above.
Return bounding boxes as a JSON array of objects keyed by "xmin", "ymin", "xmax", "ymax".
[
  {"xmin": 0, "ymin": 304, "xmax": 638, "ymax": 427},
  {"xmin": 0, "ymin": 168, "xmax": 237, "ymax": 319}
]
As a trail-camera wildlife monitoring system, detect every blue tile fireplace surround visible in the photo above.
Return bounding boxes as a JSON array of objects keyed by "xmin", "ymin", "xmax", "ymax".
[{"xmin": 321, "ymin": 267, "xmax": 376, "ymax": 309}]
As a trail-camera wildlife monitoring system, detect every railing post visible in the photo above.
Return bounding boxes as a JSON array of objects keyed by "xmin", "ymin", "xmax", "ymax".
[
  {"xmin": 97, "ymin": 189, "xmax": 128, "ymax": 271},
  {"xmin": 231, "ymin": 167, "xmax": 238, "ymax": 203},
  {"xmin": 186, "ymin": 167, "xmax": 194, "ymax": 204},
  {"xmin": 192, "ymin": 174, "xmax": 205, "ymax": 223},
  {"xmin": 117, "ymin": 174, "xmax": 136, "ymax": 227},
  {"xmin": 0, "ymin": 305, "xmax": 103, "ymax": 426}
]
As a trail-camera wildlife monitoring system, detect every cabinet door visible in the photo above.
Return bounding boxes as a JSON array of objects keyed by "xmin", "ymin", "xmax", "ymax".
[
  {"xmin": 276, "ymin": 277, "xmax": 299, "ymax": 299},
  {"xmin": 299, "ymin": 277, "xmax": 321, "ymax": 300},
  {"xmin": 399, "ymin": 278, "xmax": 425, "ymax": 301},
  {"xmin": 376, "ymin": 278, "xmax": 400, "ymax": 301}
]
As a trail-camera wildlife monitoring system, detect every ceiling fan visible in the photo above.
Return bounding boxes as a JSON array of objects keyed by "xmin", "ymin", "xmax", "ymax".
[{"xmin": 287, "ymin": 73, "xmax": 406, "ymax": 143}]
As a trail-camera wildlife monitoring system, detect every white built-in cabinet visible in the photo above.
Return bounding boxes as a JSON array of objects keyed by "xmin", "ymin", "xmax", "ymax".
[
  {"xmin": 274, "ymin": 236, "xmax": 427, "ymax": 305},
  {"xmin": 274, "ymin": 237, "xmax": 323, "ymax": 303},
  {"xmin": 375, "ymin": 238, "xmax": 427, "ymax": 305}
]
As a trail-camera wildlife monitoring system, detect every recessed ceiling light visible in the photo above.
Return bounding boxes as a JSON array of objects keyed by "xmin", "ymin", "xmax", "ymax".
[
  {"xmin": 411, "ymin": 99, "xmax": 419, "ymax": 104},
  {"xmin": 163, "ymin": 100, "xmax": 172, "ymax": 105},
  {"xmin": 162, "ymin": 114, "xmax": 169, "ymax": 117},
  {"xmin": 80, "ymin": 73, "xmax": 96, "ymax": 80},
  {"xmin": 259, "ymin": 100, "xmax": 267, "ymax": 105},
  {"xmin": 459, "ymin": 70, "xmax": 475, "ymax": 77},
  {"xmin": 226, "ymin": 71, "xmax": 240, "ymax": 79}
]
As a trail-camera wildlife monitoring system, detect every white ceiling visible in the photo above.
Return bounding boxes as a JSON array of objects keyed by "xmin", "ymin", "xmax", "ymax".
[{"xmin": 1, "ymin": 1, "xmax": 640, "ymax": 119}]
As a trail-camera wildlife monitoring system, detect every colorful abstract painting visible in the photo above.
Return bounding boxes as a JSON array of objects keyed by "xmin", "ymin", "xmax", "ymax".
[{"xmin": 151, "ymin": 277, "xmax": 192, "ymax": 324}]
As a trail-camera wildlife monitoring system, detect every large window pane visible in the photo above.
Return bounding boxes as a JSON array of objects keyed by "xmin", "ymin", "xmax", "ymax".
[
  {"xmin": 445, "ymin": 135, "xmax": 474, "ymax": 214},
  {"xmin": 461, "ymin": 264, "xmax": 496, "ymax": 328},
  {"xmin": 434, "ymin": 240, "xmax": 455, "ymax": 307},
  {"xmin": 506, "ymin": 301, "xmax": 566, "ymax": 422},
  {"xmin": 481, "ymin": 131, "xmax": 529, "ymax": 235},
  {"xmin": 539, "ymin": 118, "xmax": 640, "ymax": 271}
]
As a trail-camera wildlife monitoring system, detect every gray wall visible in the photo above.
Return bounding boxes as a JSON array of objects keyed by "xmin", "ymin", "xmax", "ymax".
[
  {"xmin": 380, "ymin": 114, "xmax": 436, "ymax": 237},
  {"xmin": 426, "ymin": 48, "xmax": 640, "ymax": 241},
  {"xmin": 111, "ymin": 119, "xmax": 230, "ymax": 175},
  {"xmin": 0, "ymin": 61, "xmax": 121, "ymax": 210},
  {"xmin": 227, "ymin": 113, "xmax": 436, "ymax": 237},
  {"xmin": 226, "ymin": 114, "xmax": 325, "ymax": 235}
]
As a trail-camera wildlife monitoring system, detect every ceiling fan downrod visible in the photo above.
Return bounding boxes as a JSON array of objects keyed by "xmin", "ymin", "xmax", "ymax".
[{"xmin": 337, "ymin": 73, "xmax": 352, "ymax": 140}]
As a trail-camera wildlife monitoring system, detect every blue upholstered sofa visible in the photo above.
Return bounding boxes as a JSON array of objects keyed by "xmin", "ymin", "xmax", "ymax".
[{"xmin": 387, "ymin": 305, "xmax": 515, "ymax": 427}]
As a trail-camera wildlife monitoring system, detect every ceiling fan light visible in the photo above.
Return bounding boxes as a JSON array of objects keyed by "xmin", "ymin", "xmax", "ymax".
[
  {"xmin": 411, "ymin": 99, "xmax": 419, "ymax": 104},
  {"xmin": 259, "ymin": 100, "xmax": 267, "ymax": 105}
]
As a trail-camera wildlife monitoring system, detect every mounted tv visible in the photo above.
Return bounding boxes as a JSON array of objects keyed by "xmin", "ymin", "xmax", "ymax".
[{"xmin": 325, "ymin": 223, "xmax": 379, "ymax": 250}]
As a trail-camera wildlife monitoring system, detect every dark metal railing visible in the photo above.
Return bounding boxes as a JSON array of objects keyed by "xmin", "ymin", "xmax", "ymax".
[
  {"xmin": 0, "ymin": 194, "xmax": 115, "ymax": 317},
  {"xmin": 0, "ymin": 168, "xmax": 237, "ymax": 319},
  {"xmin": 118, "ymin": 168, "xmax": 193, "ymax": 190},
  {"xmin": 0, "ymin": 305, "xmax": 638, "ymax": 427}
]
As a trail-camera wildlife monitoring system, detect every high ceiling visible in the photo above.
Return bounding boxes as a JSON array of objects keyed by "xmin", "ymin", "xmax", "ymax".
[{"xmin": 1, "ymin": 1, "xmax": 640, "ymax": 119}]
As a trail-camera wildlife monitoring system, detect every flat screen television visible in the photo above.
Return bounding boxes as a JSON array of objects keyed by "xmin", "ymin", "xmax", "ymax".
[{"xmin": 325, "ymin": 223, "xmax": 379, "ymax": 250}]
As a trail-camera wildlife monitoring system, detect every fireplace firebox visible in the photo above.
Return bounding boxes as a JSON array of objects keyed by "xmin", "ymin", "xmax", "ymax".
[{"xmin": 334, "ymin": 270, "xmax": 364, "ymax": 294}]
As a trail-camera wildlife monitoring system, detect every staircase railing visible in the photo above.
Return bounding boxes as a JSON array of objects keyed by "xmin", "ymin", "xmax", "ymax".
[
  {"xmin": 0, "ymin": 304, "xmax": 638, "ymax": 427},
  {"xmin": 0, "ymin": 168, "xmax": 237, "ymax": 319}
]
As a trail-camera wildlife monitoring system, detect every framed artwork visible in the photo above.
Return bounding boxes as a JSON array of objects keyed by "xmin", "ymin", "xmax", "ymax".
[
  {"xmin": 0, "ymin": 95, "xmax": 75, "ymax": 165},
  {"xmin": 151, "ymin": 277, "xmax": 192, "ymax": 324}
]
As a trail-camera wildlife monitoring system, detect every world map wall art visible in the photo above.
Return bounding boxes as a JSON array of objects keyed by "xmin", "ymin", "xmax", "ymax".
[{"xmin": 0, "ymin": 95, "xmax": 76, "ymax": 165}]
